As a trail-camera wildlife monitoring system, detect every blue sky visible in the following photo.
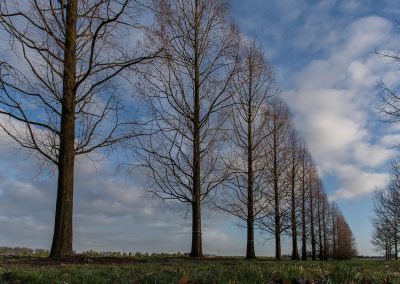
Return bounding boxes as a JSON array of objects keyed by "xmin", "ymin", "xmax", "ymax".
[{"xmin": 0, "ymin": 0, "xmax": 399, "ymax": 256}]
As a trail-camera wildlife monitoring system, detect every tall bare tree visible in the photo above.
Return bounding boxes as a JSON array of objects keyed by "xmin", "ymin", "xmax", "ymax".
[
  {"xmin": 257, "ymin": 97, "xmax": 291, "ymax": 260},
  {"xmin": 135, "ymin": 0, "xmax": 239, "ymax": 257},
  {"xmin": 308, "ymin": 167, "xmax": 318, "ymax": 260},
  {"xmin": 217, "ymin": 39, "xmax": 275, "ymax": 259},
  {"xmin": 371, "ymin": 159, "xmax": 400, "ymax": 260},
  {"xmin": 0, "ymin": 0, "xmax": 156, "ymax": 257},
  {"xmin": 371, "ymin": 218, "xmax": 395, "ymax": 260},
  {"xmin": 375, "ymin": 24, "xmax": 400, "ymax": 260},
  {"xmin": 316, "ymin": 184, "xmax": 327, "ymax": 260},
  {"xmin": 299, "ymin": 144, "xmax": 311, "ymax": 260},
  {"xmin": 287, "ymin": 128, "xmax": 301, "ymax": 260},
  {"xmin": 330, "ymin": 203, "xmax": 340, "ymax": 258},
  {"xmin": 321, "ymin": 191, "xmax": 329, "ymax": 260}
]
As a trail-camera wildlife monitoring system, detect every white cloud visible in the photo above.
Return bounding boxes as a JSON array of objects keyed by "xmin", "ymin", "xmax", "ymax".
[
  {"xmin": 332, "ymin": 165, "xmax": 388, "ymax": 199},
  {"xmin": 284, "ymin": 15, "xmax": 400, "ymax": 199},
  {"xmin": 352, "ymin": 142, "xmax": 394, "ymax": 167},
  {"xmin": 380, "ymin": 134, "xmax": 400, "ymax": 147},
  {"xmin": 340, "ymin": 0, "xmax": 363, "ymax": 13}
]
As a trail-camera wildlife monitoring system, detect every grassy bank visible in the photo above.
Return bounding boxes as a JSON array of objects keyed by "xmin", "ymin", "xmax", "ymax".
[{"xmin": 0, "ymin": 256, "xmax": 399, "ymax": 283}]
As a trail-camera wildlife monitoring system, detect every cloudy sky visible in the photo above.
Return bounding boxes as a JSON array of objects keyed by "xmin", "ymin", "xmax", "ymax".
[{"xmin": 1, "ymin": 0, "xmax": 400, "ymax": 256}]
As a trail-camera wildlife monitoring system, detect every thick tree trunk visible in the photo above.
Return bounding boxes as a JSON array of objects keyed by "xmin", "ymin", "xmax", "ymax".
[
  {"xmin": 301, "ymin": 160, "xmax": 307, "ymax": 260},
  {"xmin": 291, "ymin": 157, "xmax": 299, "ymax": 260},
  {"xmin": 190, "ymin": 0, "xmax": 203, "ymax": 258},
  {"xmin": 246, "ymin": 214, "xmax": 255, "ymax": 259},
  {"xmin": 190, "ymin": 198, "xmax": 202, "ymax": 257},
  {"xmin": 275, "ymin": 208, "xmax": 281, "ymax": 260},
  {"xmin": 50, "ymin": 0, "xmax": 77, "ymax": 258},
  {"xmin": 246, "ymin": 97, "xmax": 255, "ymax": 260},
  {"xmin": 190, "ymin": 111, "xmax": 203, "ymax": 258}
]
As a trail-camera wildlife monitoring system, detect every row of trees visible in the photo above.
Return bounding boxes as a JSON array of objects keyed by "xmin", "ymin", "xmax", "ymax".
[{"xmin": 0, "ymin": 0, "xmax": 356, "ymax": 259}]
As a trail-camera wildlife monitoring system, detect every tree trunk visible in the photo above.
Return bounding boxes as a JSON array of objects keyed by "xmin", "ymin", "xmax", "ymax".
[
  {"xmin": 273, "ymin": 129, "xmax": 281, "ymax": 260},
  {"xmin": 301, "ymin": 159, "xmax": 307, "ymax": 260},
  {"xmin": 190, "ymin": 102, "xmax": 203, "ymax": 258},
  {"xmin": 317, "ymin": 195, "xmax": 323, "ymax": 260},
  {"xmin": 291, "ymin": 156, "xmax": 299, "ymax": 260},
  {"xmin": 246, "ymin": 95, "xmax": 255, "ymax": 260},
  {"xmin": 246, "ymin": 213, "xmax": 255, "ymax": 259},
  {"xmin": 310, "ymin": 186, "xmax": 316, "ymax": 260},
  {"xmin": 322, "ymin": 202, "xmax": 328, "ymax": 260},
  {"xmin": 190, "ymin": 0, "xmax": 203, "ymax": 258},
  {"xmin": 275, "ymin": 207, "xmax": 281, "ymax": 260},
  {"xmin": 190, "ymin": 199, "xmax": 202, "ymax": 257},
  {"xmin": 386, "ymin": 244, "xmax": 389, "ymax": 261},
  {"xmin": 50, "ymin": 0, "xmax": 77, "ymax": 258},
  {"xmin": 332, "ymin": 214, "xmax": 336, "ymax": 257},
  {"xmin": 394, "ymin": 231, "xmax": 398, "ymax": 260},
  {"xmin": 318, "ymin": 218, "xmax": 323, "ymax": 259}
]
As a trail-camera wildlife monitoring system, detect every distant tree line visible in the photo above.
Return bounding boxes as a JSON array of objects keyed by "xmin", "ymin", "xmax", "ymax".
[
  {"xmin": 0, "ymin": 0, "xmax": 356, "ymax": 260},
  {"xmin": 0, "ymin": 247, "xmax": 189, "ymax": 258},
  {"xmin": 0, "ymin": 247, "xmax": 48, "ymax": 257}
]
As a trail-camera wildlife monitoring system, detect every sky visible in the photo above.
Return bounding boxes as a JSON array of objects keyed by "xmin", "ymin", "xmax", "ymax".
[{"xmin": 0, "ymin": 0, "xmax": 400, "ymax": 257}]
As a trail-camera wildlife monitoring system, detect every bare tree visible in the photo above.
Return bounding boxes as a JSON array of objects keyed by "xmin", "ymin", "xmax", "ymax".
[
  {"xmin": 375, "ymin": 28, "xmax": 400, "ymax": 260},
  {"xmin": 321, "ymin": 191, "xmax": 329, "ymax": 260},
  {"xmin": 316, "ymin": 184, "xmax": 328, "ymax": 260},
  {"xmin": 299, "ymin": 143, "xmax": 311, "ymax": 260},
  {"xmin": 0, "ymin": 0, "xmax": 157, "ymax": 257},
  {"xmin": 134, "ymin": 0, "xmax": 239, "ymax": 257},
  {"xmin": 371, "ymin": 218, "xmax": 394, "ymax": 260},
  {"xmin": 307, "ymin": 164, "xmax": 319, "ymax": 260},
  {"xmin": 287, "ymin": 128, "xmax": 302, "ymax": 260},
  {"xmin": 296, "ymin": 144, "xmax": 316, "ymax": 261},
  {"xmin": 371, "ymin": 159, "xmax": 400, "ymax": 260},
  {"xmin": 331, "ymin": 202, "xmax": 339, "ymax": 257},
  {"xmin": 257, "ymin": 97, "xmax": 291, "ymax": 260},
  {"xmin": 217, "ymin": 39, "xmax": 275, "ymax": 259}
]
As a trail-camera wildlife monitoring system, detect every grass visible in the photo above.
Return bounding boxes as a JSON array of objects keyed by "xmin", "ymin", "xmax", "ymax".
[{"xmin": 0, "ymin": 256, "xmax": 399, "ymax": 283}]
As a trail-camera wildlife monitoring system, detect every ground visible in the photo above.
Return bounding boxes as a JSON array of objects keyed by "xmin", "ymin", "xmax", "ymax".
[{"xmin": 0, "ymin": 256, "xmax": 399, "ymax": 283}]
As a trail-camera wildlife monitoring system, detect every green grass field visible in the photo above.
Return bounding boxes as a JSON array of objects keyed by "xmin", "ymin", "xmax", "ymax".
[{"xmin": 0, "ymin": 256, "xmax": 399, "ymax": 283}]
